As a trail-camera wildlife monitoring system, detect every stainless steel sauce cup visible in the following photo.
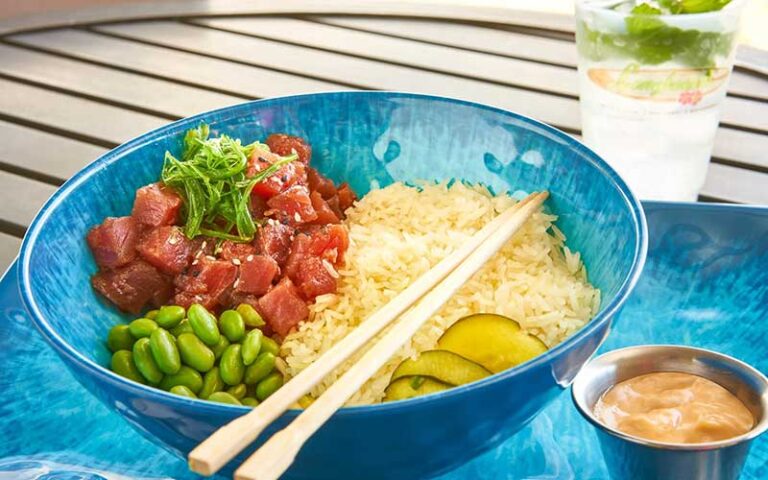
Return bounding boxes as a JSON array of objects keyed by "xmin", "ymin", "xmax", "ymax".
[{"xmin": 572, "ymin": 345, "xmax": 768, "ymax": 480}]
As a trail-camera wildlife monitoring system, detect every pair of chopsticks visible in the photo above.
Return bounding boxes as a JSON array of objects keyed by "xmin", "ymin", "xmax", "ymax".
[{"xmin": 189, "ymin": 190, "xmax": 549, "ymax": 480}]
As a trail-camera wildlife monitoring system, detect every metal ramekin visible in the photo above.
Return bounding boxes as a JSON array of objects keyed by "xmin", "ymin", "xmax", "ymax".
[{"xmin": 572, "ymin": 345, "xmax": 768, "ymax": 480}]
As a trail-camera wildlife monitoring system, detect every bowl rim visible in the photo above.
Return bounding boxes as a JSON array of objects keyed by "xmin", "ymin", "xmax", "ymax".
[
  {"xmin": 17, "ymin": 90, "xmax": 648, "ymax": 417},
  {"xmin": 571, "ymin": 344, "xmax": 768, "ymax": 450}
]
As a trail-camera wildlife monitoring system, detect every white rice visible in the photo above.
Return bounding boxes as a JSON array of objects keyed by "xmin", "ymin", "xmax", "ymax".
[{"xmin": 280, "ymin": 181, "xmax": 600, "ymax": 405}]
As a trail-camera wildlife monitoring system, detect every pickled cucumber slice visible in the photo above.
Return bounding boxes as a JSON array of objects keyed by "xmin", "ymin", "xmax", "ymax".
[
  {"xmin": 390, "ymin": 350, "xmax": 491, "ymax": 386},
  {"xmin": 384, "ymin": 376, "xmax": 451, "ymax": 402},
  {"xmin": 437, "ymin": 313, "xmax": 548, "ymax": 373}
]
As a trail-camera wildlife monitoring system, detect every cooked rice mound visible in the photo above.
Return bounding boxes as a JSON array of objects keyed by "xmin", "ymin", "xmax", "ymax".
[{"xmin": 281, "ymin": 181, "xmax": 600, "ymax": 405}]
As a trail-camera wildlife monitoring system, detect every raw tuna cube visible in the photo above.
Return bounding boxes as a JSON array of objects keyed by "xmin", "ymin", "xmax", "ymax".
[
  {"xmin": 283, "ymin": 234, "xmax": 312, "ymax": 282},
  {"xmin": 308, "ymin": 224, "xmax": 349, "ymax": 264},
  {"xmin": 307, "ymin": 167, "xmax": 337, "ymax": 199},
  {"xmin": 325, "ymin": 194, "xmax": 344, "ymax": 220},
  {"xmin": 256, "ymin": 222, "xmax": 294, "ymax": 266},
  {"xmin": 337, "ymin": 183, "xmax": 356, "ymax": 212},
  {"xmin": 132, "ymin": 183, "xmax": 182, "ymax": 227},
  {"xmin": 295, "ymin": 255, "xmax": 338, "ymax": 300},
  {"xmin": 173, "ymin": 291, "xmax": 215, "ymax": 311},
  {"xmin": 266, "ymin": 134, "xmax": 312, "ymax": 164},
  {"xmin": 91, "ymin": 261, "xmax": 171, "ymax": 313},
  {"xmin": 196, "ymin": 257, "xmax": 238, "ymax": 302},
  {"xmin": 258, "ymin": 278, "xmax": 308, "ymax": 337},
  {"xmin": 236, "ymin": 254, "xmax": 278, "ymax": 295},
  {"xmin": 309, "ymin": 191, "xmax": 340, "ymax": 225},
  {"xmin": 87, "ymin": 216, "xmax": 139, "ymax": 269},
  {"xmin": 266, "ymin": 186, "xmax": 318, "ymax": 226},
  {"xmin": 218, "ymin": 241, "xmax": 257, "ymax": 261},
  {"xmin": 248, "ymin": 147, "xmax": 308, "ymax": 199},
  {"xmin": 136, "ymin": 226, "xmax": 193, "ymax": 275}
]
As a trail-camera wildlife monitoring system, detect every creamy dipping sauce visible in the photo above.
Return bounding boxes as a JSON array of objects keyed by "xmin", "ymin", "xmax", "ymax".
[{"xmin": 594, "ymin": 372, "xmax": 754, "ymax": 444}]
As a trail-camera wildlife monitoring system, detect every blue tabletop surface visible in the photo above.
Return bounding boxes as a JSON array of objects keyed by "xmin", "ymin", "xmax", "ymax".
[{"xmin": 1, "ymin": 201, "xmax": 767, "ymax": 480}]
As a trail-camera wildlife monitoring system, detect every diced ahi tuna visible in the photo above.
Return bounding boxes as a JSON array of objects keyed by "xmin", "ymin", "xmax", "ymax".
[
  {"xmin": 258, "ymin": 278, "xmax": 308, "ymax": 337},
  {"xmin": 236, "ymin": 254, "xmax": 278, "ymax": 295},
  {"xmin": 325, "ymin": 194, "xmax": 344, "ymax": 220},
  {"xmin": 91, "ymin": 261, "xmax": 171, "ymax": 313},
  {"xmin": 249, "ymin": 194, "xmax": 269, "ymax": 219},
  {"xmin": 196, "ymin": 257, "xmax": 238, "ymax": 302},
  {"xmin": 87, "ymin": 216, "xmax": 139, "ymax": 269},
  {"xmin": 307, "ymin": 167, "xmax": 337, "ymax": 199},
  {"xmin": 309, "ymin": 191, "xmax": 340, "ymax": 225},
  {"xmin": 218, "ymin": 241, "xmax": 257, "ymax": 261},
  {"xmin": 283, "ymin": 233, "xmax": 312, "ymax": 282},
  {"xmin": 266, "ymin": 134, "xmax": 312, "ymax": 164},
  {"xmin": 173, "ymin": 291, "xmax": 216, "ymax": 311},
  {"xmin": 337, "ymin": 183, "xmax": 357, "ymax": 212},
  {"xmin": 174, "ymin": 256, "xmax": 238, "ymax": 309},
  {"xmin": 266, "ymin": 186, "xmax": 317, "ymax": 226},
  {"xmin": 248, "ymin": 148, "xmax": 308, "ymax": 199},
  {"xmin": 308, "ymin": 224, "xmax": 350, "ymax": 264},
  {"xmin": 256, "ymin": 222, "xmax": 294, "ymax": 266},
  {"xmin": 295, "ymin": 256, "xmax": 338, "ymax": 300},
  {"xmin": 136, "ymin": 226, "xmax": 192, "ymax": 275},
  {"xmin": 132, "ymin": 183, "xmax": 182, "ymax": 227}
]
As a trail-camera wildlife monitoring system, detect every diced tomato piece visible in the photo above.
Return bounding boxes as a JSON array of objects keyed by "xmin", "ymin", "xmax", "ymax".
[
  {"xmin": 218, "ymin": 241, "xmax": 257, "ymax": 262},
  {"xmin": 295, "ymin": 256, "xmax": 338, "ymax": 300},
  {"xmin": 307, "ymin": 167, "xmax": 337, "ymax": 199},
  {"xmin": 308, "ymin": 225, "xmax": 350, "ymax": 265},
  {"xmin": 236, "ymin": 254, "xmax": 278, "ymax": 295},
  {"xmin": 266, "ymin": 134, "xmax": 312, "ymax": 164},
  {"xmin": 258, "ymin": 278, "xmax": 308, "ymax": 337},
  {"xmin": 256, "ymin": 222, "xmax": 294, "ymax": 266},
  {"xmin": 87, "ymin": 216, "xmax": 139, "ymax": 269},
  {"xmin": 337, "ymin": 183, "xmax": 357, "ymax": 212},
  {"xmin": 309, "ymin": 191, "xmax": 340, "ymax": 225},
  {"xmin": 91, "ymin": 261, "xmax": 171, "ymax": 314},
  {"xmin": 283, "ymin": 234, "xmax": 312, "ymax": 282},
  {"xmin": 136, "ymin": 226, "xmax": 192, "ymax": 275},
  {"xmin": 248, "ymin": 148, "xmax": 307, "ymax": 199},
  {"xmin": 266, "ymin": 186, "xmax": 317, "ymax": 226}
]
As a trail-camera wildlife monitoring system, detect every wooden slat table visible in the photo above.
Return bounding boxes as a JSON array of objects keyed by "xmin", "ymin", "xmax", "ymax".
[{"xmin": 1, "ymin": 3, "xmax": 766, "ymax": 273}]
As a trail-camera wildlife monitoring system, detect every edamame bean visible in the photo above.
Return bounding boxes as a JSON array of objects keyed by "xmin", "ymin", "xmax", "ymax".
[
  {"xmin": 237, "ymin": 303, "xmax": 265, "ymax": 328},
  {"xmin": 111, "ymin": 350, "xmax": 145, "ymax": 384},
  {"xmin": 177, "ymin": 333, "xmax": 215, "ymax": 372},
  {"xmin": 211, "ymin": 335, "xmax": 230, "ymax": 360},
  {"xmin": 241, "ymin": 329, "xmax": 263, "ymax": 366},
  {"xmin": 244, "ymin": 352, "xmax": 275, "ymax": 385},
  {"xmin": 129, "ymin": 318, "xmax": 158, "ymax": 339},
  {"xmin": 132, "ymin": 337, "xmax": 164, "ymax": 384},
  {"xmin": 149, "ymin": 328, "xmax": 181, "ymax": 374},
  {"xmin": 170, "ymin": 385, "xmax": 197, "ymax": 399},
  {"xmin": 160, "ymin": 366, "xmax": 203, "ymax": 393},
  {"xmin": 199, "ymin": 367, "xmax": 225, "ymax": 399},
  {"xmin": 170, "ymin": 319, "xmax": 194, "ymax": 337},
  {"xmin": 226, "ymin": 383, "xmax": 247, "ymax": 400},
  {"xmin": 107, "ymin": 325, "xmax": 134, "ymax": 352},
  {"xmin": 241, "ymin": 397, "xmax": 259, "ymax": 407},
  {"xmin": 219, "ymin": 310, "xmax": 245, "ymax": 342},
  {"xmin": 156, "ymin": 305, "xmax": 186, "ymax": 329},
  {"xmin": 220, "ymin": 344, "xmax": 245, "ymax": 386},
  {"xmin": 255, "ymin": 372, "xmax": 283, "ymax": 401},
  {"xmin": 207, "ymin": 391, "xmax": 241, "ymax": 406},
  {"xmin": 145, "ymin": 309, "xmax": 159, "ymax": 320},
  {"xmin": 187, "ymin": 304, "xmax": 220, "ymax": 346},
  {"xmin": 261, "ymin": 337, "xmax": 280, "ymax": 356}
]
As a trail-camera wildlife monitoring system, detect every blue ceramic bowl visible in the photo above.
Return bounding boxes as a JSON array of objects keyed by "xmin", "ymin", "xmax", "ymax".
[{"xmin": 18, "ymin": 92, "xmax": 646, "ymax": 479}]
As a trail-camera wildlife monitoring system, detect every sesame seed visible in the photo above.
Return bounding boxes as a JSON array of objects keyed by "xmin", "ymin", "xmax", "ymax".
[
  {"xmin": 191, "ymin": 259, "xmax": 199, "ymax": 265},
  {"xmin": 294, "ymin": 212, "xmax": 301, "ymax": 222},
  {"xmin": 246, "ymin": 255, "xmax": 254, "ymax": 262},
  {"xmin": 206, "ymin": 255, "xmax": 216, "ymax": 261},
  {"xmin": 233, "ymin": 278, "xmax": 240, "ymax": 289},
  {"xmin": 168, "ymin": 236, "xmax": 178, "ymax": 245},
  {"xmin": 201, "ymin": 241, "xmax": 208, "ymax": 250},
  {"xmin": 232, "ymin": 258, "xmax": 241, "ymax": 266}
]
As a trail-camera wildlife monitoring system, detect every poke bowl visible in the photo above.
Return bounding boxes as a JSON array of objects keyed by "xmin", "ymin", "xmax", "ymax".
[{"xmin": 18, "ymin": 91, "xmax": 646, "ymax": 479}]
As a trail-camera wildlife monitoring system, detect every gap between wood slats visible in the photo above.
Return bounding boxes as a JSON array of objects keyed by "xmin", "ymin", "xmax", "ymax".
[
  {"xmin": 0, "ymin": 43, "xmax": 242, "ymax": 120},
  {"xmin": 310, "ymin": 15, "xmax": 768, "ymax": 103},
  {"xmin": 4, "ymin": 29, "xmax": 346, "ymax": 99}
]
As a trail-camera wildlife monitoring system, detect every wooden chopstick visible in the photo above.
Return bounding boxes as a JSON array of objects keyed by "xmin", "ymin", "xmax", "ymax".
[
  {"xmin": 233, "ymin": 191, "xmax": 548, "ymax": 480},
  {"xmin": 189, "ymin": 191, "xmax": 538, "ymax": 475}
]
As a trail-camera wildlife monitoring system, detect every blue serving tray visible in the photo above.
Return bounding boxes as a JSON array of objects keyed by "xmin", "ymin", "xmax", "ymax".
[{"xmin": 2, "ymin": 201, "xmax": 767, "ymax": 480}]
